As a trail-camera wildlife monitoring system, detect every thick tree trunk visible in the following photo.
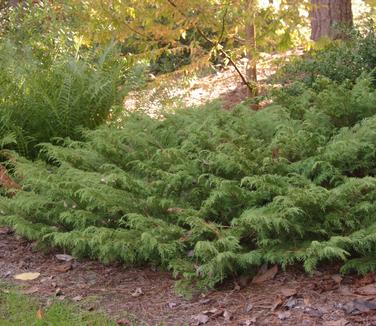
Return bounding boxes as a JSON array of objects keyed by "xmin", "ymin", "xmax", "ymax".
[{"xmin": 310, "ymin": 0, "xmax": 353, "ymax": 41}]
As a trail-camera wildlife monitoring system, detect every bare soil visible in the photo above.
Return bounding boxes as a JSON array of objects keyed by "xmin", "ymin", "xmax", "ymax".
[
  {"xmin": 123, "ymin": 50, "xmax": 302, "ymax": 118},
  {"xmin": 2, "ymin": 232, "xmax": 376, "ymax": 325}
]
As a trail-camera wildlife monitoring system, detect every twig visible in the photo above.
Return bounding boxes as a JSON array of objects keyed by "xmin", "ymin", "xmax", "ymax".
[
  {"xmin": 218, "ymin": 7, "xmax": 228, "ymax": 44},
  {"xmin": 165, "ymin": 0, "xmax": 254, "ymax": 93}
]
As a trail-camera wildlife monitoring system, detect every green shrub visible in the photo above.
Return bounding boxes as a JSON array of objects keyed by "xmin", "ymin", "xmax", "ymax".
[
  {"xmin": 0, "ymin": 40, "xmax": 126, "ymax": 157},
  {"xmin": 277, "ymin": 26, "xmax": 376, "ymax": 86},
  {"xmin": 149, "ymin": 49, "xmax": 191, "ymax": 75},
  {"xmin": 0, "ymin": 0, "xmax": 132, "ymax": 157},
  {"xmin": 0, "ymin": 1, "xmax": 141, "ymax": 158},
  {"xmin": 1, "ymin": 76, "xmax": 376, "ymax": 290}
]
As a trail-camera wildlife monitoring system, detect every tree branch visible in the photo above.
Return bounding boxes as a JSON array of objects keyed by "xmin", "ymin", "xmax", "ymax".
[
  {"xmin": 165, "ymin": 0, "xmax": 254, "ymax": 93},
  {"xmin": 218, "ymin": 7, "xmax": 228, "ymax": 44}
]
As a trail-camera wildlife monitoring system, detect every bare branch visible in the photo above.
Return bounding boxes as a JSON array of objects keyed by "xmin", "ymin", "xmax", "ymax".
[{"xmin": 165, "ymin": 0, "xmax": 254, "ymax": 93}]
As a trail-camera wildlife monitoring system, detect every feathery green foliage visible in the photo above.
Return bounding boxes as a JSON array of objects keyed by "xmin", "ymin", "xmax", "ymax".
[
  {"xmin": 277, "ymin": 26, "xmax": 376, "ymax": 86},
  {"xmin": 0, "ymin": 1, "xmax": 134, "ymax": 158},
  {"xmin": 0, "ymin": 39, "xmax": 127, "ymax": 157},
  {"xmin": 2, "ymin": 74, "xmax": 376, "ymax": 290}
]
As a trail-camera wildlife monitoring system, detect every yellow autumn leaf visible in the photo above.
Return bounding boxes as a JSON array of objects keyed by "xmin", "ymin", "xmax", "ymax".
[
  {"xmin": 180, "ymin": 29, "xmax": 187, "ymax": 39},
  {"xmin": 14, "ymin": 272, "xmax": 41, "ymax": 281}
]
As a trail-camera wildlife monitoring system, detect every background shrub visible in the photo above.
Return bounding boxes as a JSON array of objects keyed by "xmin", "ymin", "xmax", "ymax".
[
  {"xmin": 276, "ymin": 25, "xmax": 376, "ymax": 86},
  {"xmin": 0, "ymin": 41, "xmax": 127, "ymax": 157}
]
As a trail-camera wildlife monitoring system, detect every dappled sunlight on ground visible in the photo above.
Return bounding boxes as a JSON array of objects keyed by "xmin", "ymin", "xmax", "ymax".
[{"xmin": 123, "ymin": 49, "xmax": 303, "ymax": 117}]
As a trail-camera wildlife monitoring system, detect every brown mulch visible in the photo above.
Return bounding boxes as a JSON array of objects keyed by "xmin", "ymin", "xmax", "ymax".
[{"xmin": 1, "ymin": 232, "xmax": 376, "ymax": 326}]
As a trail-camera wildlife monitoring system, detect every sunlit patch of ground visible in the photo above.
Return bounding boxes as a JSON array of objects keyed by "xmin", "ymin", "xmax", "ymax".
[{"xmin": 123, "ymin": 50, "xmax": 302, "ymax": 117}]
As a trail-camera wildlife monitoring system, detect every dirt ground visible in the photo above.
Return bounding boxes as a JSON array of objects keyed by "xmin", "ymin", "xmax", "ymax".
[
  {"xmin": 2, "ymin": 231, "xmax": 376, "ymax": 326},
  {"xmin": 123, "ymin": 50, "xmax": 301, "ymax": 118}
]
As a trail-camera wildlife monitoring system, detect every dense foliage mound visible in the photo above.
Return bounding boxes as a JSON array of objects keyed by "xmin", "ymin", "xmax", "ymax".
[
  {"xmin": 0, "ymin": 3, "xmax": 131, "ymax": 158},
  {"xmin": 0, "ymin": 41, "xmax": 126, "ymax": 158},
  {"xmin": 1, "ymin": 75, "xmax": 376, "ymax": 290},
  {"xmin": 277, "ymin": 27, "xmax": 376, "ymax": 86}
]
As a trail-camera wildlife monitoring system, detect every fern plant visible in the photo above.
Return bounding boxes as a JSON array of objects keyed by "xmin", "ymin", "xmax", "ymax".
[{"xmin": 0, "ymin": 40, "xmax": 126, "ymax": 157}]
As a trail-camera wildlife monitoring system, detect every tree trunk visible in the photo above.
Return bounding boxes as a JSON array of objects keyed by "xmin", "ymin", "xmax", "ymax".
[
  {"xmin": 245, "ymin": 0, "xmax": 258, "ymax": 96},
  {"xmin": 310, "ymin": 0, "xmax": 353, "ymax": 41}
]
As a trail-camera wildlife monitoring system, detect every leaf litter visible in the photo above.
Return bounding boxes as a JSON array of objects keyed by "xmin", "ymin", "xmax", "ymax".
[{"xmin": 2, "ymin": 233, "xmax": 376, "ymax": 325}]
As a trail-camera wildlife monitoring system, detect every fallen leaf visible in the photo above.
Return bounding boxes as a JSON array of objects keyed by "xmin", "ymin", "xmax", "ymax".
[
  {"xmin": 344, "ymin": 299, "xmax": 376, "ymax": 315},
  {"xmin": 192, "ymin": 313, "xmax": 209, "ymax": 325},
  {"xmin": 271, "ymin": 296, "xmax": 283, "ymax": 311},
  {"xmin": 53, "ymin": 262, "xmax": 72, "ymax": 273},
  {"xmin": 233, "ymin": 283, "xmax": 241, "ymax": 291},
  {"xmin": 223, "ymin": 310, "xmax": 232, "ymax": 322},
  {"xmin": 355, "ymin": 283, "xmax": 376, "ymax": 296},
  {"xmin": 72, "ymin": 295, "xmax": 83, "ymax": 302},
  {"xmin": 243, "ymin": 317, "xmax": 257, "ymax": 326},
  {"xmin": 116, "ymin": 319, "xmax": 130, "ymax": 325},
  {"xmin": 305, "ymin": 307, "xmax": 324, "ymax": 318},
  {"xmin": 208, "ymin": 309, "xmax": 224, "ymax": 319},
  {"xmin": 245, "ymin": 303, "xmax": 253, "ymax": 312},
  {"xmin": 130, "ymin": 287, "xmax": 143, "ymax": 297},
  {"xmin": 36, "ymin": 308, "xmax": 44, "ymax": 319},
  {"xmin": 3, "ymin": 271, "xmax": 11, "ymax": 278},
  {"xmin": 40, "ymin": 276, "xmax": 54, "ymax": 283},
  {"xmin": 14, "ymin": 272, "xmax": 40, "ymax": 281},
  {"xmin": 0, "ymin": 165, "xmax": 21, "ymax": 191},
  {"xmin": 167, "ymin": 207, "xmax": 184, "ymax": 214},
  {"xmin": 281, "ymin": 288, "xmax": 297, "ymax": 298},
  {"xmin": 284, "ymin": 296, "xmax": 298, "ymax": 309},
  {"xmin": 277, "ymin": 311, "xmax": 291, "ymax": 320},
  {"xmin": 55, "ymin": 254, "xmax": 74, "ymax": 262},
  {"xmin": 303, "ymin": 297, "xmax": 311, "ymax": 306},
  {"xmin": 168, "ymin": 302, "xmax": 178, "ymax": 308},
  {"xmin": 199, "ymin": 298, "xmax": 211, "ymax": 305},
  {"xmin": 252, "ymin": 265, "xmax": 278, "ymax": 284}
]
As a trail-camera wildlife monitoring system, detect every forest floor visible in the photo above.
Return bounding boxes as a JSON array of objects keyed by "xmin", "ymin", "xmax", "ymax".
[
  {"xmin": 123, "ymin": 49, "xmax": 303, "ymax": 117},
  {"xmin": 2, "ymin": 230, "xmax": 376, "ymax": 325}
]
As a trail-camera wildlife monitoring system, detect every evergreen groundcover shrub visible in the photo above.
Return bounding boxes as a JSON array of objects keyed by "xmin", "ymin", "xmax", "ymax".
[
  {"xmin": 1, "ymin": 75, "xmax": 376, "ymax": 291},
  {"xmin": 276, "ymin": 26, "xmax": 376, "ymax": 86}
]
